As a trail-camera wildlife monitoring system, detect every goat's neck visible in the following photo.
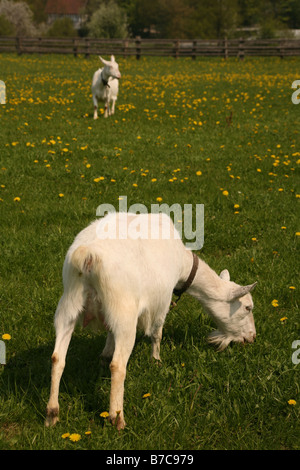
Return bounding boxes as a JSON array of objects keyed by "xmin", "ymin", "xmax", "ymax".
[
  {"xmin": 183, "ymin": 251, "xmax": 225, "ymax": 304},
  {"xmin": 101, "ymin": 66, "xmax": 110, "ymax": 84}
]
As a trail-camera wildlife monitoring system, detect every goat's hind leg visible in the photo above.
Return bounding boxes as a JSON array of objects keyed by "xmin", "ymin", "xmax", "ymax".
[
  {"xmin": 45, "ymin": 293, "xmax": 83, "ymax": 426},
  {"xmin": 109, "ymin": 306, "xmax": 137, "ymax": 430}
]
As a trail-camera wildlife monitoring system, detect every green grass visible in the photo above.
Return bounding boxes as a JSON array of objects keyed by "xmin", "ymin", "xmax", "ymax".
[{"xmin": 0, "ymin": 53, "xmax": 299, "ymax": 450}]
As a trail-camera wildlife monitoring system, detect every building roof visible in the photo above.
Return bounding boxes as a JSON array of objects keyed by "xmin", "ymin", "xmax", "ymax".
[{"xmin": 45, "ymin": 0, "xmax": 88, "ymax": 15}]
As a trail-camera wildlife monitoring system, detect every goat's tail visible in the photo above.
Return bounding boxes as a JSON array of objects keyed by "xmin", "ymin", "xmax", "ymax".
[{"xmin": 71, "ymin": 246, "xmax": 100, "ymax": 275}]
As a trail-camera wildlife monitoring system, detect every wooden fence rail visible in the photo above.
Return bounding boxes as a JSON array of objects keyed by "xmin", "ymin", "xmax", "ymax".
[{"xmin": 0, "ymin": 36, "xmax": 300, "ymax": 59}]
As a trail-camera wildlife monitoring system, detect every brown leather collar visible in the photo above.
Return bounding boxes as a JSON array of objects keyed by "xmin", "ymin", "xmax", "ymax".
[{"xmin": 173, "ymin": 252, "xmax": 199, "ymax": 300}]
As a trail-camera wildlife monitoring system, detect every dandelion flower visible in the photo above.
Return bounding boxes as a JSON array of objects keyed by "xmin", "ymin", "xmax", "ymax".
[
  {"xmin": 85, "ymin": 431, "xmax": 92, "ymax": 435},
  {"xmin": 280, "ymin": 317, "xmax": 287, "ymax": 322},
  {"xmin": 58, "ymin": 193, "xmax": 64, "ymax": 198},
  {"xmin": 234, "ymin": 204, "xmax": 240, "ymax": 209},
  {"xmin": 69, "ymin": 433, "xmax": 81, "ymax": 442},
  {"xmin": 14, "ymin": 197, "xmax": 21, "ymax": 202},
  {"xmin": 2, "ymin": 334, "xmax": 11, "ymax": 340},
  {"xmin": 289, "ymin": 286, "xmax": 296, "ymax": 290},
  {"xmin": 288, "ymin": 399, "xmax": 296, "ymax": 405},
  {"xmin": 61, "ymin": 433, "xmax": 70, "ymax": 439},
  {"xmin": 100, "ymin": 411, "xmax": 109, "ymax": 418},
  {"xmin": 222, "ymin": 190, "xmax": 229, "ymax": 196},
  {"xmin": 143, "ymin": 393, "xmax": 151, "ymax": 398},
  {"xmin": 271, "ymin": 299, "xmax": 279, "ymax": 307},
  {"xmin": 196, "ymin": 171, "xmax": 202, "ymax": 176},
  {"xmin": 156, "ymin": 197, "xmax": 163, "ymax": 202}
]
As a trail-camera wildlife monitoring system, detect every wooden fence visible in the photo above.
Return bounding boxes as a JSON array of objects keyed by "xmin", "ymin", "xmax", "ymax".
[{"xmin": 0, "ymin": 36, "xmax": 300, "ymax": 59}]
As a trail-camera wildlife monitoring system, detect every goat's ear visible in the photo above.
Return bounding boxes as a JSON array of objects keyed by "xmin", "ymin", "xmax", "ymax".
[
  {"xmin": 111, "ymin": 55, "xmax": 115, "ymax": 62},
  {"xmin": 220, "ymin": 269, "xmax": 230, "ymax": 281},
  {"xmin": 228, "ymin": 282, "xmax": 257, "ymax": 301}
]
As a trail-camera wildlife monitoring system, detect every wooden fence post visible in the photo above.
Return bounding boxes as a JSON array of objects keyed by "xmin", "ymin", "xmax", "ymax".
[
  {"xmin": 224, "ymin": 37, "xmax": 228, "ymax": 59},
  {"xmin": 192, "ymin": 40, "xmax": 197, "ymax": 59},
  {"xmin": 85, "ymin": 37, "xmax": 90, "ymax": 58},
  {"xmin": 173, "ymin": 40, "xmax": 179, "ymax": 58},
  {"xmin": 16, "ymin": 36, "xmax": 22, "ymax": 55},
  {"xmin": 73, "ymin": 38, "xmax": 78, "ymax": 57},
  {"xmin": 135, "ymin": 36, "xmax": 141, "ymax": 60},
  {"xmin": 238, "ymin": 37, "xmax": 244, "ymax": 60},
  {"xmin": 123, "ymin": 38, "xmax": 128, "ymax": 58}
]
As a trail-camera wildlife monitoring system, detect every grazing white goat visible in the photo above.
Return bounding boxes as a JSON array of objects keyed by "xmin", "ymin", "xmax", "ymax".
[
  {"xmin": 45, "ymin": 212, "xmax": 257, "ymax": 430},
  {"xmin": 91, "ymin": 55, "xmax": 121, "ymax": 119}
]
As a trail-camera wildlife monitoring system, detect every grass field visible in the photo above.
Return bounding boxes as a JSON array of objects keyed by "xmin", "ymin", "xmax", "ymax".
[{"xmin": 0, "ymin": 53, "xmax": 299, "ymax": 450}]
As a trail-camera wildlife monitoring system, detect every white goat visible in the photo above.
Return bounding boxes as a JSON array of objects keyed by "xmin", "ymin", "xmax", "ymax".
[
  {"xmin": 91, "ymin": 55, "xmax": 121, "ymax": 119},
  {"xmin": 45, "ymin": 212, "xmax": 257, "ymax": 430}
]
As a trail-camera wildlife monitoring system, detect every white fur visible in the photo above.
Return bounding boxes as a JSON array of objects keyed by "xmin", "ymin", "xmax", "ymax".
[
  {"xmin": 45, "ymin": 212, "xmax": 257, "ymax": 429},
  {"xmin": 91, "ymin": 55, "xmax": 121, "ymax": 119}
]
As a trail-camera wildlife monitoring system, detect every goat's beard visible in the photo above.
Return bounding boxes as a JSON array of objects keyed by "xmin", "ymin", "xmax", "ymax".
[{"xmin": 207, "ymin": 330, "xmax": 232, "ymax": 351}]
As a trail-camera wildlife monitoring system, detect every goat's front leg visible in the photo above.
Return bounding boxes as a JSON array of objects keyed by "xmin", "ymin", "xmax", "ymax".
[
  {"xmin": 109, "ymin": 321, "xmax": 137, "ymax": 430},
  {"xmin": 104, "ymin": 100, "xmax": 110, "ymax": 118},
  {"xmin": 151, "ymin": 324, "xmax": 163, "ymax": 361},
  {"xmin": 111, "ymin": 98, "xmax": 116, "ymax": 115},
  {"xmin": 93, "ymin": 95, "xmax": 98, "ymax": 119}
]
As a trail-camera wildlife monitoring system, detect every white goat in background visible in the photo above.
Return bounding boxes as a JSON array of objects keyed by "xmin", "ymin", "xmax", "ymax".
[
  {"xmin": 91, "ymin": 55, "xmax": 121, "ymax": 119},
  {"xmin": 45, "ymin": 213, "xmax": 257, "ymax": 430}
]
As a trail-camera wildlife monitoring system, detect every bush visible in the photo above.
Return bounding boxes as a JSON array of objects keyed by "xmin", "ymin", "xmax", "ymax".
[
  {"xmin": 88, "ymin": 0, "xmax": 128, "ymax": 39},
  {"xmin": 46, "ymin": 17, "xmax": 77, "ymax": 38}
]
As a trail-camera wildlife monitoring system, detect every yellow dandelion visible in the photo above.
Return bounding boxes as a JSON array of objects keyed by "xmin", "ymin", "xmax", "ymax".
[
  {"xmin": 151, "ymin": 178, "xmax": 157, "ymax": 182},
  {"xmin": 234, "ymin": 204, "xmax": 240, "ymax": 209},
  {"xmin": 222, "ymin": 190, "xmax": 229, "ymax": 196},
  {"xmin": 289, "ymin": 286, "xmax": 296, "ymax": 290},
  {"xmin": 296, "ymin": 232, "xmax": 300, "ymax": 237},
  {"xmin": 61, "ymin": 433, "xmax": 70, "ymax": 439},
  {"xmin": 2, "ymin": 334, "xmax": 11, "ymax": 340},
  {"xmin": 251, "ymin": 237, "xmax": 257, "ymax": 242},
  {"xmin": 271, "ymin": 299, "xmax": 279, "ymax": 307},
  {"xmin": 288, "ymin": 399, "xmax": 296, "ymax": 405},
  {"xmin": 86, "ymin": 163, "xmax": 91, "ymax": 168},
  {"xmin": 156, "ymin": 197, "xmax": 163, "ymax": 202},
  {"xmin": 280, "ymin": 317, "xmax": 287, "ymax": 322},
  {"xmin": 85, "ymin": 431, "xmax": 92, "ymax": 435},
  {"xmin": 100, "ymin": 411, "xmax": 109, "ymax": 418},
  {"xmin": 143, "ymin": 393, "xmax": 151, "ymax": 398},
  {"xmin": 58, "ymin": 193, "xmax": 64, "ymax": 198},
  {"xmin": 196, "ymin": 171, "xmax": 202, "ymax": 176},
  {"xmin": 69, "ymin": 433, "xmax": 81, "ymax": 442},
  {"xmin": 13, "ymin": 197, "xmax": 21, "ymax": 202}
]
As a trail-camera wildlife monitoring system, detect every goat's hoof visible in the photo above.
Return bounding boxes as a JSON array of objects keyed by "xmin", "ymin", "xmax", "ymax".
[
  {"xmin": 45, "ymin": 408, "xmax": 59, "ymax": 427},
  {"xmin": 110, "ymin": 413, "xmax": 126, "ymax": 431}
]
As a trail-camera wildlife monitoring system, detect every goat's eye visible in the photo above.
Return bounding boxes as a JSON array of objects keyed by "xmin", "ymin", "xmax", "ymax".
[{"xmin": 245, "ymin": 305, "xmax": 252, "ymax": 312}]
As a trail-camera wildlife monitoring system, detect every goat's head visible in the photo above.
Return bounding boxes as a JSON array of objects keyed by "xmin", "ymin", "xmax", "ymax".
[
  {"xmin": 206, "ymin": 269, "xmax": 257, "ymax": 351},
  {"xmin": 99, "ymin": 55, "xmax": 121, "ymax": 80}
]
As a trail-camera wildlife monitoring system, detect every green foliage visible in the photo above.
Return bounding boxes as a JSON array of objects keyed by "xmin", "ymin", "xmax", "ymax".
[
  {"xmin": 0, "ymin": 54, "xmax": 299, "ymax": 450},
  {"xmin": 0, "ymin": 13, "xmax": 14, "ymax": 36},
  {"xmin": 88, "ymin": 0, "xmax": 128, "ymax": 38},
  {"xmin": 46, "ymin": 18, "xmax": 78, "ymax": 38}
]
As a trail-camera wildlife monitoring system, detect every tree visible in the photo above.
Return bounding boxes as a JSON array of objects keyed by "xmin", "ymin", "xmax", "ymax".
[
  {"xmin": 0, "ymin": 0, "xmax": 37, "ymax": 36},
  {"xmin": 88, "ymin": 0, "xmax": 128, "ymax": 38}
]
